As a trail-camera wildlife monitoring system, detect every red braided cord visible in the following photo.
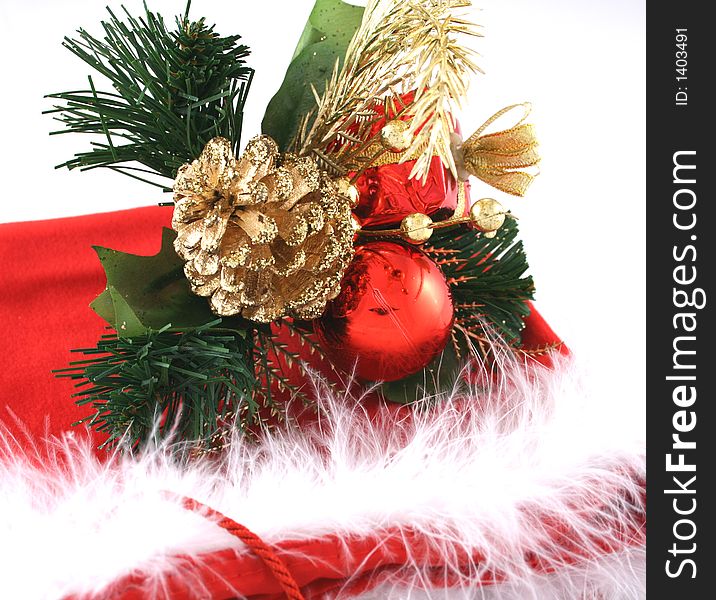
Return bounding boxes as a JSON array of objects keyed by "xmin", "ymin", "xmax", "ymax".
[{"xmin": 178, "ymin": 495, "xmax": 305, "ymax": 600}]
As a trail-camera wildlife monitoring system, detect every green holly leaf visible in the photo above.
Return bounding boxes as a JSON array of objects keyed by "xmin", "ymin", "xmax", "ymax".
[
  {"xmin": 261, "ymin": 0, "xmax": 364, "ymax": 151},
  {"xmin": 90, "ymin": 228, "xmax": 226, "ymax": 336},
  {"xmin": 379, "ymin": 344, "xmax": 462, "ymax": 405},
  {"xmin": 98, "ymin": 287, "xmax": 147, "ymax": 337}
]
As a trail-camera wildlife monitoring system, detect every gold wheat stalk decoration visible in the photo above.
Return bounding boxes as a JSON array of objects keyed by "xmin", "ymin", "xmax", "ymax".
[{"xmin": 298, "ymin": 0, "xmax": 482, "ymax": 182}]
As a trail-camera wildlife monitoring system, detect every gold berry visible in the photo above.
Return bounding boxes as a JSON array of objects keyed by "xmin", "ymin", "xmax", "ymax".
[
  {"xmin": 400, "ymin": 212, "xmax": 434, "ymax": 244},
  {"xmin": 470, "ymin": 198, "xmax": 506, "ymax": 233},
  {"xmin": 380, "ymin": 119, "xmax": 412, "ymax": 152}
]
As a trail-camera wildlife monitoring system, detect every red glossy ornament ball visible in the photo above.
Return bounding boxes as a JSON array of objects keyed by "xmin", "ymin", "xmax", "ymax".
[{"xmin": 314, "ymin": 241, "xmax": 454, "ymax": 382}]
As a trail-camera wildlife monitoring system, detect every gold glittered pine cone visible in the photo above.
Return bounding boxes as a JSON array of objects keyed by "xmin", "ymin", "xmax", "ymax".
[{"xmin": 172, "ymin": 136, "xmax": 356, "ymax": 323}]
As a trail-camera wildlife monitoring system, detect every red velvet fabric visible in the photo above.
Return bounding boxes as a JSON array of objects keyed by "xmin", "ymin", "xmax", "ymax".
[
  {"xmin": 0, "ymin": 207, "xmax": 173, "ymax": 446},
  {"xmin": 87, "ymin": 475, "xmax": 645, "ymax": 600}
]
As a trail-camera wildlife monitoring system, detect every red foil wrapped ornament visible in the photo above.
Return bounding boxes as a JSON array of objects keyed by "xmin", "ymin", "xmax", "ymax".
[
  {"xmin": 347, "ymin": 92, "xmax": 467, "ymax": 228},
  {"xmin": 352, "ymin": 156, "xmax": 461, "ymax": 228},
  {"xmin": 314, "ymin": 241, "xmax": 454, "ymax": 382}
]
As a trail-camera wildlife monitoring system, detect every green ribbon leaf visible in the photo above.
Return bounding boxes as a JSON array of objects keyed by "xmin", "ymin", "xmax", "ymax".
[
  {"xmin": 99, "ymin": 286, "xmax": 147, "ymax": 337},
  {"xmin": 379, "ymin": 345, "xmax": 462, "ymax": 405},
  {"xmin": 261, "ymin": 0, "xmax": 364, "ymax": 151},
  {"xmin": 90, "ymin": 228, "xmax": 227, "ymax": 336}
]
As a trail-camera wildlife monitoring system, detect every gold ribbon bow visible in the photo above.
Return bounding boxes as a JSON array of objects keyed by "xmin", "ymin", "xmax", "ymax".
[{"xmin": 456, "ymin": 103, "xmax": 540, "ymax": 197}]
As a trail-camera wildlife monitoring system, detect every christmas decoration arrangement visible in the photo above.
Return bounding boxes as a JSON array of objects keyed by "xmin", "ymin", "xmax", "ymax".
[
  {"xmin": 0, "ymin": 1, "xmax": 645, "ymax": 599},
  {"xmin": 46, "ymin": 0, "xmax": 543, "ymax": 450}
]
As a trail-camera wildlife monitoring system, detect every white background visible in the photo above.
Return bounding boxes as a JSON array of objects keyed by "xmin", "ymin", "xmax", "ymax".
[{"xmin": 0, "ymin": 0, "xmax": 645, "ymax": 418}]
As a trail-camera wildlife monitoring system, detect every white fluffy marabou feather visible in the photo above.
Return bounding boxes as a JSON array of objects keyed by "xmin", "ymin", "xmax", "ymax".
[{"xmin": 0, "ymin": 354, "xmax": 645, "ymax": 599}]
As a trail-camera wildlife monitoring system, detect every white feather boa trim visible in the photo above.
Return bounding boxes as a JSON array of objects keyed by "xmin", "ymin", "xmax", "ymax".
[{"xmin": 0, "ymin": 355, "xmax": 645, "ymax": 599}]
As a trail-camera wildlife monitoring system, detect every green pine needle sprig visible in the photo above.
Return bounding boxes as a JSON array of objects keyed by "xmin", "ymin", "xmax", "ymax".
[
  {"xmin": 55, "ymin": 321, "xmax": 263, "ymax": 451},
  {"xmin": 425, "ymin": 217, "xmax": 535, "ymax": 355},
  {"xmin": 45, "ymin": 3, "xmax": 253, "ymax": 187}
]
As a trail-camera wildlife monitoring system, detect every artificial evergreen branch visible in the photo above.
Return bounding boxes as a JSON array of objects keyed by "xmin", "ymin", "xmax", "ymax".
[
  {"xmin": 55, "ymin": 321, "xmax": 262, "ymax": 450},
  {"xmin": 424, "ymin": 217, "xmax": 534, "ymax": 355},
  {"xmin": 252, "ymin": 329, "xmax": 313, "ymax": 419},
  {"xmin": 45, "ymin": 3, "xmax": 253, "ymax": 186}
]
